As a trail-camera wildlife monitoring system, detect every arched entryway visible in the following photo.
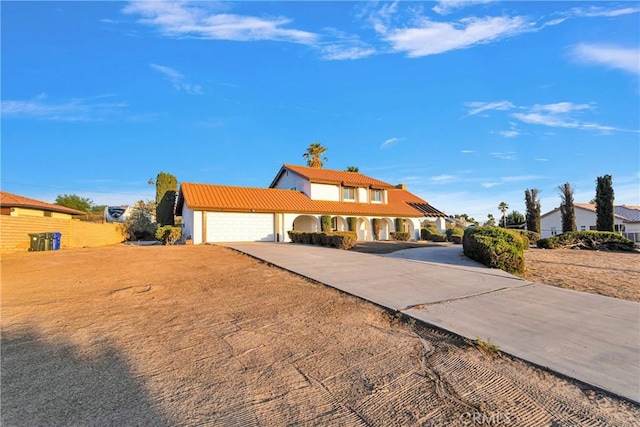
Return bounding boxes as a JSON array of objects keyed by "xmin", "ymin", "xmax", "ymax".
[
  {"xmin": 332, "ymin": 216, "xmax": 348, "ymax": 232},
  {"xmin": 356, "ymin": 217, "xmax": 371, "ymax": 241},
  {"xmin": 379, "ymin": 218, "xmax": 393, "ymax": 240},
  {"xmin": 292, "ymin": 215, "xmax": 319, "ymax": 232},
  {"xmin": 397, "ymin": 218, "xmax": 416, "ymax": 240}
]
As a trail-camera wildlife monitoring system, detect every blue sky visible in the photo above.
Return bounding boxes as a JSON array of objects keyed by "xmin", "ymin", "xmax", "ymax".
[{"xmin": 2, "ymin": 1, "xmax": 639, "ymax": 221}]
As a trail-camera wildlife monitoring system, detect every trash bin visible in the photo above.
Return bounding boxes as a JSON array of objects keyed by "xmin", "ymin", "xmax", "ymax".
[
  {"xmin": 52, "ymin": 232, "xmax": 61, "ymax": 250},
  {"xmin": 43, "ymin": 233, "xmax": 53, "ymax": 251},
  {"xmin": 28, "ymin": 233, "xmax": 47, "ymax": 251}
]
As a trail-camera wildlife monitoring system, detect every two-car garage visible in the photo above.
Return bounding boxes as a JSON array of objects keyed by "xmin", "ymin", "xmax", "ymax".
[{"xmin": 205, "ymin": 212, "xmax": 275, "ymax": 242}]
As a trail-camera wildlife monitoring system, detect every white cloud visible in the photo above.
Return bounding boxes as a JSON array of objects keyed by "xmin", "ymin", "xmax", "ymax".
[
  {"xmin": 571, "ymin": 43, "xmax": 640, "ymax": 75},
  {"xmin": 497, "ymin": 130, "xmax": 520, "ymax": 138},
  {"xmin": 464, "ymin": 100, "xmax": 514, "ymax": 117},
  {"xmin": 535, "ymin": 157, "xmax": 549, "ymax": 162},
  {"xmin": 429, "ymin": 174, "xmax": 457, "ymax": 183},
  {"xmin": 381, "ymin": 137, "xmax": 402, "ymax": 148},
  {"xmin": 432, "ymin": 0, "xmax": 497, "ymax": 16},
  {"xmin": 461, "ymin": 150, "xmax": 475, "ymax": 153},
  {"xmin": 490, "ymin": 152, "xmax": 517, "ymax": 160},
  {"xmin": 150, "ymin": 64, "xmax": 203, "ymax": 94},
  {"xmin": 531, "ymin": 102, "xmax": 593, "ymax": 114},
  {"xmin": 319, "ymin": 42, "xmax": 376, "ymax": 60},
  {"xmin": 123, "ymin": 1, "xmax": 317, "ymax": 44},
  {"xmin": 568, "ymin": 6, "xmax": 640, "ymax": 18},
  {"xmin": 382, "ymin": 15, "xmax": 533, "ymax": 57},
  {"xmin": 481, "ymin": 182, "xmax": 499, "ymax": 188},
  {"xmin": 1, "ymin": 95, "xmax": 127, "ymax": 121}
]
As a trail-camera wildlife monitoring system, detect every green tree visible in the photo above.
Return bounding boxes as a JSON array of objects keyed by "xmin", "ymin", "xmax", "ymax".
[
  {"xmin": 345, "ymin": 166, "xmax": 359, "ymax": 172},
  {"xmin": 524, "ymin": 188, "xmax": 541, "ymax": 233},
  {"xmin": 498, "ymin": 202, "xmax": 509, "ymax": 228},
  {"xmin": 484, "ymin": 214, "xmax": 496, "ymax": 226},
  {"xmin": 55, "ymin": 194, "xmax": 93, "ymax": 213},
  {"xmin": 303, "ymin": 142, "xmax": 328, "ymax": 168},
  {"xmin": 505, "ymin": 210, "xmax": 525, "ymax": 226},
  {"xmin": 595, "ymin": 174, "xmax": 615, "ymax": 232},
  {"xmin": 155, "ymin": 172, "xmax": 177, "ymax": 226},
  {"xmin": 557, "ymin": 182, "xmax": 576, "ymax": 233},
  {"xmin": 122, "ymin": 201, "xmax": 157, "ymax": 241}
]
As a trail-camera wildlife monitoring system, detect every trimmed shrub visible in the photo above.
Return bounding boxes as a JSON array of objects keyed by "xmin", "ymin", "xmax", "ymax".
[
  {"xmin": 288, "ymin": 230, "xmax": 301, "ymax": 242},
  {"xmin": 311, "ymin": 232, "xmax": 323, "ymax": 245},
  {"xmin": 372, "ymin": 218, "xmax": 381, "ymax": 240},
  {"xmin": 155, "ymin": 225, "xmax": 182, "ymax": 245},
  {"xmin": 320, "ymin": 232, "xmax": 332, "ymax": 246},
  {"xmin": 430, "ymin": 234, "xmax": 447, "ymax": 242},
  {"xmin": 451, "ymin": 235, "xmax": 463, "ymax": 244},
  {"xmin": 446, "ymin": 228, "xmax": 464, "ymax": 242},
  {"xmin": 390, "ymin": 232, "xmax": 410, "ymax": 241},
  {"xmin": 537, "ymin": 231, "xmax": 634, "ymax": 251},
  {"xmin": 514, "ymin": 230, "xmax": 540, "ymax": 247},
  {"xmin": 347, "ymin": 217, "xmax": 357, "ymax": 232},
  {"xmin": 395, "ymin": 218, "xmax": 406, "ymax": 233},
  {"xmin": 321, "ymin": 215, "xmax": 332, "ymax": 232},
  {"xmin": 463, "ymin": 227, "xmax": 525, "ymax": 274},
  {"xmin": 334, "ymin": 231, "xmax": 357, "ymax": 240},
  {"xmin": 331, "ymin": 233, "xmax": 357, "ymax": 250},
  {"xmin": 300, "ymin": 232, "xmax": 312, "ymax": 244},
  {"xmin": 420, "ymin": 228, "xmax": 430, "ymax": 241}
]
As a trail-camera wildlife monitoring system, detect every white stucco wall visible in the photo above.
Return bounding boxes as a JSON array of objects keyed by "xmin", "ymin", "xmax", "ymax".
[
  {"xmin": 357, "ymin": 187, "xmax": 368, "ymax": 203},
  {"xmin": 272, "ymin": 170, "xmax": 310, "ymax": 196},
  {"xmin": 540, "ymin": 207, "xmax": 626, "ymax": 238},
  {"xmin": 310, "ymin": 183, "xmax": 340, "ymax": 201},
  {"xmin": 281, "ymin": 213, "xmax": 422, "ymax": 242}
]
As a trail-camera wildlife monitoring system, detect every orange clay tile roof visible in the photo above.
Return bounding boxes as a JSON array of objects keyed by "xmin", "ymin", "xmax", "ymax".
[
  {"xmin": 0, "ymin": 191, "xmax": 86, "ymax": 215},
  {"xmin": 276, "ymin": 164, "xmax": 395, "ymax": 189},
  {"xmin": 177, "ymin": 183, "xmax": 439, "ymax": 217}
]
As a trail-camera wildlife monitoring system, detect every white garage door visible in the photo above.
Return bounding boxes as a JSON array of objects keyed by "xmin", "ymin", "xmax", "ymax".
[{"xmin": 205, "ymin": 212, "xmax": 275, "ymax": 242}]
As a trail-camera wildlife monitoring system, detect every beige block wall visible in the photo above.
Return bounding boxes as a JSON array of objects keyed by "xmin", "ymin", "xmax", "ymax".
[{"xmin": 0, "ymin": 216, "xmax": 126, "ymax": 253}]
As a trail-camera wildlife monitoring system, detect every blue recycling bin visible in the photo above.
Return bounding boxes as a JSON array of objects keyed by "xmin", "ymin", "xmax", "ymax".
[{"xmin": 52, "ymin": 232, "xmax": 61, "ymax": 250}]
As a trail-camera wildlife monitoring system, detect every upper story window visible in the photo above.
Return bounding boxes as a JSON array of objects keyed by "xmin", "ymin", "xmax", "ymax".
[
  {"xmin": 343, "ymin": 187, "xmax": 356, "ymax": 201},
  {"xmin": 371, "ymin": 189, "xmax": 382, "ymax": 203}
]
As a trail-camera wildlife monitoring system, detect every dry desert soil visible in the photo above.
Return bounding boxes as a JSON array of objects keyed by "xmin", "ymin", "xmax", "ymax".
[{"xmin": 2, "ymin": 244, "xmax": 639, "ymax": 426}]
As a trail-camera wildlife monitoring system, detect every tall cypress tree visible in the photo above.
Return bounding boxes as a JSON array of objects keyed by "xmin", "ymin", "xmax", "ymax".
[
  {"xmin": 557, "ymin": 182, "xmax": 576, "ymax": 233},
  {"xmin": 524, "ymin": 188, "xmax": 541, "ymax": 233},
  {"xmin": 156, "ymin": 172, "xmax": 178, "ymax": 226},
  {"xmin": 595, "ymin": 174, "xmax": 615, "ymax": 231}
]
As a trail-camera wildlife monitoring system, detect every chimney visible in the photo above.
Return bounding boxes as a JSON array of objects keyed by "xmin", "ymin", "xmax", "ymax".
[{"xmin": 395, "ymin": 184, "xmax": 406, "ymax": 190}]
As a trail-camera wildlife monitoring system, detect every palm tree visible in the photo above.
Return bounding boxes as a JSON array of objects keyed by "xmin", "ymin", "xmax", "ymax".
[
  {"xmin": 498, "ymin": 202, "xmax": 509, "ymax": 228},
  {"xmin": 303, "ymin": 142, "xmax": 328, "ymax": 168},
  {"xmin": 345, "ymin": 166, "xmax": 359, "ymax": 172}
]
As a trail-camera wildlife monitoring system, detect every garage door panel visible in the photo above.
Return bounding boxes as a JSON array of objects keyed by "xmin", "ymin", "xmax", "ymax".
[{"xmin": 206, "ymin": 212, "xmax": 274, "ymax": 242}]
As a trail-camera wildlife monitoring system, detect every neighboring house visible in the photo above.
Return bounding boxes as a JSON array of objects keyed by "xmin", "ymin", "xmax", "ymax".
[
  {"xmin": 540, "ymin": 203, "xmax": 640, "ymax": 242},
  {"xmin": 0, "ymin": 191, "xmax": 86, "ymax": 218},
  {"xmin": 176, "ymin": 164, "xmax": 447, "ymax": 244}
]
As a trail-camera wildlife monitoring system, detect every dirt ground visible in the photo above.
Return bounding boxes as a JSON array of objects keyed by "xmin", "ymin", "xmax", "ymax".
[
  {"xmin": 524, "ymin": 247, "xmax": 640, "ymax": 302},
  {"xmin": 2, "ymin": 245, "xmax": 639, "ymax": 426}
]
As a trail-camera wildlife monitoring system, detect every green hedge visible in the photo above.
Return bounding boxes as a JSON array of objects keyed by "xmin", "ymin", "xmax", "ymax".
[
  {"xmin": 347, "ymin": 217, "xmax": 357, "ymax": 232},
  {"xmin": 420, "ymin": 228, "xmax": 430, "ymax": 240},
  {"xmin": 390, "ymin": 232, "xmax": 410, "ymax": 241},
  {"xmin": 155, "ymin": 225, "xmax": 182, "ymax": 245},
  {"xmin": 287, "ymin": 231, "xmax": 357, "ymax": 250},
  {"xmin": 537, "ymin": 231, "xmax": 633, "ymax": 251},
  {"xmin": 513, "ymin": 230, "xmax": 540, "ymax": 247},
  {"xmin": 463, "ymin": 227, "xmax": 525, "ymax": 274},
  {"xmin": 446, "ymin": 227, "xmax": 464, "ymax": 242},
  {"xmin": 321, "ymin": 215, "xmax": 332, "ymax": 232}
]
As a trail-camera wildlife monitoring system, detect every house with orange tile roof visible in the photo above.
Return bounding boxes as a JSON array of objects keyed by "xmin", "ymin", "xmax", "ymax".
[
  {"xmin": 540, "ymin": 203, "xmax": 640, "ymax": 242},
  {"xmin": 176, "ymin": 164, "xmax": 447, "ymax": 244},
  {"xmin": 0, "ymin": 191, "xmax": 86, "ymax": 218}
]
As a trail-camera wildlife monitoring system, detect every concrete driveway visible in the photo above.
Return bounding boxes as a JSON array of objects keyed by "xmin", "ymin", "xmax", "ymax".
[{"xmin": 224, "ymin": 243, "xmax": 640, "ymax": 403}]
